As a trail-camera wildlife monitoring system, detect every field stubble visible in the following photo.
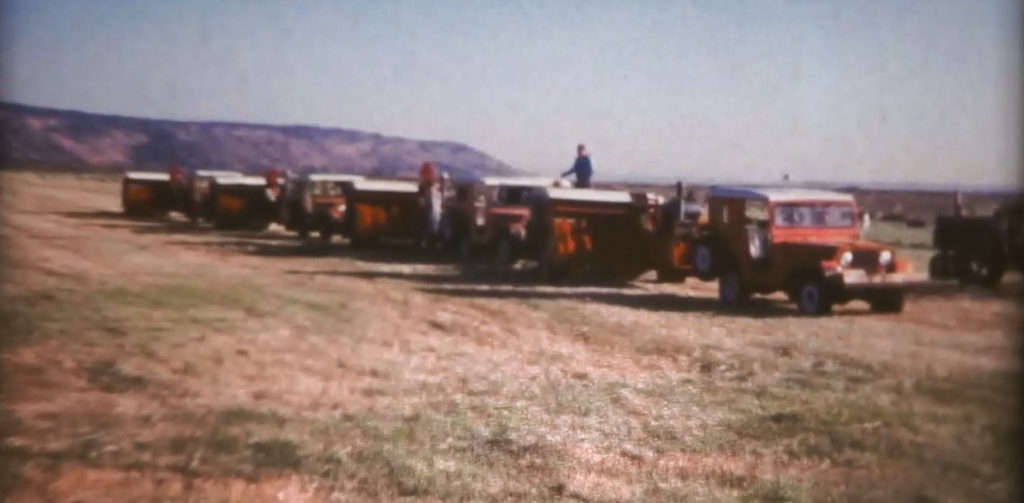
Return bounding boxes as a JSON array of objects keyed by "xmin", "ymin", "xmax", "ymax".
[{"xmin": 0, "ymin": 172, "xmax": 1020, "ymax": 502}]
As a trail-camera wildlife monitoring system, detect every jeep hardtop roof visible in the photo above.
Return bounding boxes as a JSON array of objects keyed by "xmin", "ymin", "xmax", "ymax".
[
  {"xmin": 195, "ymin": 170, "xmax": 244, "ymax": 178},
  {"xmin": 351, "ymin": 179, "xmax": 420, "ymax": 193},
  {"xmin": 542, "ymin": 187, "xmax": 635, "ymax": 203},
  {"xmin": 124, "ymin": 171, "xmax": 171, "ymax": 181},
  {"xmin": 307, "ymin": 173, "xmax": 366, "ymax": 182},
  {"xmin": 709, "ymin": 186, "xmax": 855, "ymax": 204},
  {"xmin": 213, "ymin": 175, "xmax": 267, "ymax": 186},
  {"xmin": 481, "ymin": 176, "xmax": 556, "ymax": 187}
]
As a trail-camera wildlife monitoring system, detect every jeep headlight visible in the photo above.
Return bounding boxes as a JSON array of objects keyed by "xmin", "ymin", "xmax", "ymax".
[
  {"xmin": 879, "ymin": 250, "xmax": 893, "ymax": 266},
  {"xmin": 839, "ymin": 251, "xmax": 853, "ymax": 267}
]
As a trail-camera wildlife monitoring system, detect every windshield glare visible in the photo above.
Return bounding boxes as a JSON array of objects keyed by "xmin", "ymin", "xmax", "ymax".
[{"xmin": 773, "ymin": 203, "xmax": 856, "ymax": 228}]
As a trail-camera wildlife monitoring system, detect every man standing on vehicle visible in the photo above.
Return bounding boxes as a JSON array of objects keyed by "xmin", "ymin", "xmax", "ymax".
[{"xmin": 561, "ymin": 143, "xmax": 593, "ymax": 188}]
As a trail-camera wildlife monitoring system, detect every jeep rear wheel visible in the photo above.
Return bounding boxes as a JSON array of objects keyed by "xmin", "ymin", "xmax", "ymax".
[
  {"xmin": 718, "ymin": 270, "xmax": 748, "ymax": 306},
  {"xmin": 796, "ymin": 279, "xmax": 833, "ymax": 315},
  {"xmin": 693, "ymin": 241, "xmax": 716, "ymax": 281},
  {"xmin": 319, "ymin": 227, "xmax": 333, "ymax": 244}
]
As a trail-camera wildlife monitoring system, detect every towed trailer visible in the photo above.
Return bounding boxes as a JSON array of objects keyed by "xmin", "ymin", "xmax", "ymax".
[
  {"xmin": 279, "ymin": 173, "xmax": 366, "ymax": 242},
  {"xmin": 674, "ymin": 186, "xmax": 919, "ymax": 315},
  {"xmin": 180, "ymin": 170, "xmax": 245, "ymax": 223},
  {"xmin": 342, "ymin": 178, "xmax": 423, "ymax": 248},
  {"xmin": 445, "ymin": 176, "xmax": 557, "ymax": 263},
  {"xmin": 209, "ymin": 173, "xmax": 283, "ymax": 231},
  {"xmin": 521, "ymin": 187, "xmax": 663, "ymax": 281},
  {"xmin": 121, "ymin": 171, "xmax": 174, "ymax": 217}
]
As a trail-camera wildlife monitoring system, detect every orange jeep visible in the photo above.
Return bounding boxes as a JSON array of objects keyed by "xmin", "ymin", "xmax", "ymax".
[{"xmin": 689, "ymin": 186, "xmax": 911, "ymax": 314}]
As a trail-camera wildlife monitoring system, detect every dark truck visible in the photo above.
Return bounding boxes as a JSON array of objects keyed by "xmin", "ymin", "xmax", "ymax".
[{"xmin": 929, "ymin": 201, "xmax": 1023, "ymax": 287}]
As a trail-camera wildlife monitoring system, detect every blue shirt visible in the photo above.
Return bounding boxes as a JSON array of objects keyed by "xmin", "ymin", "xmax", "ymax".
[{"xmin": 562, "ymin": 155, "xmax": 593, "ymax": 180}]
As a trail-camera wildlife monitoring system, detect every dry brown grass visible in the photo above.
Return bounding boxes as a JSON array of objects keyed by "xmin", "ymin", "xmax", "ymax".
[{"xmin": 1, "ymin": 171, "xmax": 1020, "ymax": 502}]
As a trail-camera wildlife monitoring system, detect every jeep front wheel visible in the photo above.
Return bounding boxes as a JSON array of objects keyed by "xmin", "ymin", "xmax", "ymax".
[
  {"xmin": 718, "ymin": 270, "xmax": 748, "ymax": 306},
  {"xmin": 795, "ymin": 279, "xmax": 833, "ymax": 315}
]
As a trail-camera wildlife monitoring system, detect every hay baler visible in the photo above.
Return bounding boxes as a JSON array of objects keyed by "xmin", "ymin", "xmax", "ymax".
[
  {"xmin": 180, "ymin": 170, "xmax": 245, "ymax": 223},
  {"xmin": 342, "ymin": 179, "xmax": 423, "ymax": 248},
  {"xmin": 522, "ymin": 187, "xmax": 664, "ymax": 281},
  {"xmin": 121, "ymin": 171, "xmax": 174, "ymax": 217},
  {"xmin": 209, "ymin": 173, "xmax": 283, "ymax": 231}
]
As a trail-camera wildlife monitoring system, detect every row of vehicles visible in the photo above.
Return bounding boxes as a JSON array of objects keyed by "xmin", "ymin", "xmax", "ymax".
[{"xmin": 122, "ymin": 167, "xmax": 940, "ymax": 316}]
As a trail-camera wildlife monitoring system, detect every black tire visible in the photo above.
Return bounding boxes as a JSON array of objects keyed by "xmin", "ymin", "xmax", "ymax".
[
  {"xmin": 495, "ymin": 233, "xmax": 516, "ymax": 267},
  {"xmin": 869, "ymin": 290, "xmax": 905, "ymax": 313},
  {"xmin": 297, "ymin": 225, "xmax": 310, "ymax": 240},
  {"xmin": 319, "ymin": 227, "xmax": 333, "ymax": 244},
  {"xmin": 693, "ymin": 240, "xmax": 716, "ymax": 281},
  {"xmin": 957, "ymin": 255, "xmax": 1005, "ymax": 288},
  {"xmin": 458, "ymin": 236, "xmax": 474, "ymax": 265},
  {"xmin": 717, "ymin": 270, "xmax": 748, "ymax": 306},
  {"xmin": 795, "ymin": 278, "xmax": 833, "ymax": 315}
]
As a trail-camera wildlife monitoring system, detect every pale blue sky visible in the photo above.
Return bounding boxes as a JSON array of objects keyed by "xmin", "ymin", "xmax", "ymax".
[{"xmin": 1, "ymin": 0, "xmax": 1020, "ymax": 185}]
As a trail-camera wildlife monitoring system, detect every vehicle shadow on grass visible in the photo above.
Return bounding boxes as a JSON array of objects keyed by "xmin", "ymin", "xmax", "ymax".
[
  {"xmin": 415, "ymin": 284, "xmax": 818, "ymax": 318},
  {"xmin": 56, "ymin": 210, "xmax": 130, "ymax": 220},
  {"xmin": 162, "ymin": 237, "xmax": 457, "ymax": 264},
  {"xmin": 285, "ymin": 268, "xmax": 643, "ymax": 289}
]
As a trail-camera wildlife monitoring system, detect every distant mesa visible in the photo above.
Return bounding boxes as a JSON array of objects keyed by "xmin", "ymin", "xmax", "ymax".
[{"xmin": 0, "ymin": 102, "xmax": 520, "ymax": 178}]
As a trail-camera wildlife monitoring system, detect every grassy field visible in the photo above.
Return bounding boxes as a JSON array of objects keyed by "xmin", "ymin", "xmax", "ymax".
[{"xmin": 1, "ymin": 171, "xmax": 1021, "ymax": 502}]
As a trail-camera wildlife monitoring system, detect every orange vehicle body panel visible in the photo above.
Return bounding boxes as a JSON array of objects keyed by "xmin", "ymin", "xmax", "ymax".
[
  {"xmin": 218, "ymin": 193, "xmax": 246, "ymax": 216},
  {"xmin": 126, "ymin": 183, "xmax": 154, "ymax": 204},
  {"xmin": 353, "ymin": 202, "xmax": 391, "ymax": 235}
]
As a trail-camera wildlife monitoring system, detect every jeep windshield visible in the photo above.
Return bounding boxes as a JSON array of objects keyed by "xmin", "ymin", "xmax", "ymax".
[{"xmin": 773, "ymin": 203, "xmax": 856, "ymax": 228}]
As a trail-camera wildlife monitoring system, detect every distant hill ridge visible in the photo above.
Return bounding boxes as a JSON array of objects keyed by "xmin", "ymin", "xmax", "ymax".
[{"xmin": 0, "ymin": 102, "xmax": 519, "ymax": 178}]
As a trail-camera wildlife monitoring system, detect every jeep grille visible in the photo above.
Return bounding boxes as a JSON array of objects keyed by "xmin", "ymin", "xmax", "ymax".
[{"xmin": 851, "ymin": 250, "xmax": 879, "ymax": 269}]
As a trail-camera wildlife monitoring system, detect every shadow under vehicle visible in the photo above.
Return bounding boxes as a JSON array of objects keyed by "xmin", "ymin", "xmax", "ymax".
[
  {"xmin": 681, "ymin": 186, "xmax": 919, "ymax": 315},
  {"xmin": 278, "ymin": 173, "xmax": 366, "ymax": 242},
  {"xmin": 443, "ymin": 176, "xmax": 558, "ymax": 264},
  {"xmin": 121, "ymin": 171, "xmax": 175, "ymax": 217},
  {"xmin": 519, "ymin": 186, "xmax": 665, "ymax": 282},
  {"xmin": 341, "ymin": 178, "xmax": 424, "ymax": 248},
  {"xmin": 929, "ymin": 200, "xmax": 1024, "ymax": 287}
]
